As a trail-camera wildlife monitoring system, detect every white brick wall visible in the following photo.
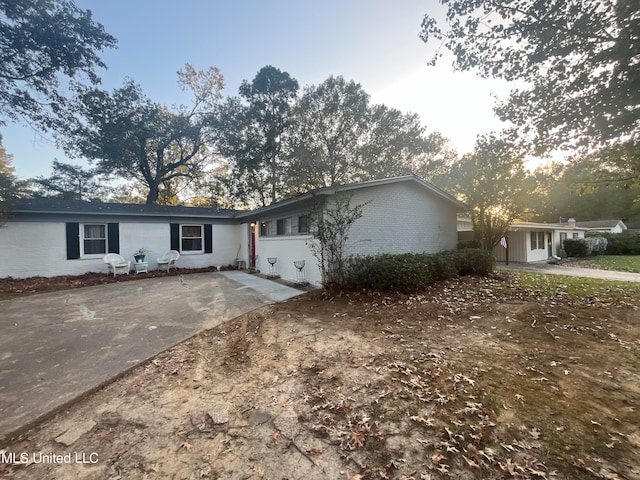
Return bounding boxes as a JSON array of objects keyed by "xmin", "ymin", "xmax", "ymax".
[
  {"xmin": 0, "ymin": 181, "xmax": 460, "ymax": 280},
  {"xmin": 249, "ymin": 181, "xmax": 460, "ymax": 285},
  {"xmin": 346, "ymin": 182, "xmax": 458, "ymax": 256},
  {"xmin": 0, "ymin": 222, "xmax": 91, "ymax": 278},
  {"xmin": 253, "ymin": 235, "xmax": 321, "ymax": 286},
  {"xmin": 0, "ymin": 220, "xmax": 244, "ymax": 278}
]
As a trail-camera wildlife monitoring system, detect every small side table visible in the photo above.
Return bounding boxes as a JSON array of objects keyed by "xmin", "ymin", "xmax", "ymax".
[{"xmin": 133, "ymin": 261, "xmax": 148, "ymax": 274}]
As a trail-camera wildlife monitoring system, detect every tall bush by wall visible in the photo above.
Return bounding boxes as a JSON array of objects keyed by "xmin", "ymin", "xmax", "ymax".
[{"xmin": 563, "ymin": 237, "xmax": 608, "ymax": 257}]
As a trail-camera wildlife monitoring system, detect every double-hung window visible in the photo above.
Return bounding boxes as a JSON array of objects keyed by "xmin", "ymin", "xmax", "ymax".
[
  {"xmin": 81, "ymin": 224, "xmax": 107, "ymax": 257},
  {"xmin": 530, "ymin": 231, "xmax": 546, "ymax": 250},
  {"xmin": 181, "ymin": 225, "xmax": 203, "ymax": 253}
]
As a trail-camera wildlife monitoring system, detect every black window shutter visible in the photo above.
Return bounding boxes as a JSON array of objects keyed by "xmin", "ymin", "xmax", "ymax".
[
  {"xmin": 107, "ymin": 223, "xmax": 120, "ymax": 253},
  {"xmin": 170, "ymin": 223, "xmax": 180, "ymax": 251},
  {"xmin": 66, "ymin": 223, "xmax": 80, "ymax": 259},
  {"xmin": 204, "ymin": 224, "xmax": 213, "ymax": 253}
]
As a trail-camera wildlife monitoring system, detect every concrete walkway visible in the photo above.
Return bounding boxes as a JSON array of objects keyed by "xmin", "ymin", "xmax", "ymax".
[
  {"xmin": 497, "ymin": 262, "xmax": 640, "ymax": 282},
  {"xmin": 0, "ymin": 271, "xmax": 303, "ymax": 441}
]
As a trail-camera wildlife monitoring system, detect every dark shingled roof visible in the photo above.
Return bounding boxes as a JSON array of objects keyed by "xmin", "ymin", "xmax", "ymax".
[
  {"xmin": 11, "ymin": 198, "xmax": 245, "ymax": 219},
  {"xmin": 571, "ymin": 220, "xmax": 625, "ymax": 229},
  {"xmin": 11, "ymin": 176, "xmax": 465, "ymax": 220}
]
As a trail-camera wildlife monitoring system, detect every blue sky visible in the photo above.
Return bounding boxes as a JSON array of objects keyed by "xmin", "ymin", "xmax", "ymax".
[{"xmin": 3, "ymin": 0, "xmax": 512, "ymax": 179}]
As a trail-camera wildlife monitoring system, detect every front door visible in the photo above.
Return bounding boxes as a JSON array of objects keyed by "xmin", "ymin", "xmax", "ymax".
[{"xmin": 249, "ymin": 223, "xmax": 256, "ymax": 268}]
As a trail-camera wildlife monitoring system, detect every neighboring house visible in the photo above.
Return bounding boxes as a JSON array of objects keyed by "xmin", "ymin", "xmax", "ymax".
[
  {"xmin": 1, "ymin": 176, "xmax": 466, "ymax": 285},
  {"xmin": 457, "ymin": 218, "xmax": 588, "ymax": 263},
  {"xmin": 625, "ymin": 221, "xmax": 640, "ymax": 231},
  {"xmin": 561, "ymin": 219, "xmax": 628, "ymax": 234}
]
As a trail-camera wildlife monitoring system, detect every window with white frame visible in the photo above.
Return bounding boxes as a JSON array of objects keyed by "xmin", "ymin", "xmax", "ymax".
[
  {"xmin": 181, "ymin": 225, "xmax": 203, "ymax": 252},
  {"xmin": 81, "ymin": 224, "xmax": 107, "ymax": 256},
  {"xmin": 530, "ymin": 231, "xmax": 546, "ymax": 250}
]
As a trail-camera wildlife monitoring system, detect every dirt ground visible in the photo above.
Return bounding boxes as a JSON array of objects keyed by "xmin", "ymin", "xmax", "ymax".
[{"xmin": 1, "ymin": 273, "xmax": 639, "ymax": 480}]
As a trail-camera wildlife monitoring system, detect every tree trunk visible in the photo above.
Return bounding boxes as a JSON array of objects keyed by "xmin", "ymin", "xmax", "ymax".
[{"xmin": 146, "ymin": 182, "xmax": 160, "ymax": 204}]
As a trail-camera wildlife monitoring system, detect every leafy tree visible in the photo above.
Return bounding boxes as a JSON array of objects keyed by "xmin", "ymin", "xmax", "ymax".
[
  {"xmin": 288, "ymin": 76, "xmax": 456, "ymax": 194},
  {"xmin": 31, "ymin": 160, "xmax": 106, "ymax": 200},
  {"xmin": 359, "ymin": 105, "xmax": 457, "ymax": 185},
  {"xmin": 450, "ymin": 134, "xmax": 527, "ymax": 250},
  {"xmin": 288, "ymin": 76, "xmax": 370, "ymax": 192},
  {"xmin": 420, "ymin": 0, "xmax": 640, "ymax": 153},
  {"xmin": 568, "ymin": 140, "xmax": 640, "ymax": 194},
  {"xmin": 107, "ymin": 183, "xmax": 146, "ymax": 204},
  {"xmin": 181, "ymin": 164, "xmax": 236, "ymax": 209},
  {"xmin": 69, "ymin": 65, "xmax": 224, "ymax": 204},
  {"xmin": 530, "ymin": 156, "xmax": 640, "ymax": 222},
  {"xmin": 0, "ymin": 135, "xmax": 25, "ymax": 223},
  {"xmin": 0, "ymin": 0, "xmax": 116, "ymax": 130},
  {"xmin": 217, "ymin": 66, "xmax": 299, "ymax": 207}
]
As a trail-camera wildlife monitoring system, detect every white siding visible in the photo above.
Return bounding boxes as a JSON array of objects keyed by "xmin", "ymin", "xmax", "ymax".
[
  {"xmin": 494, "ymin": 231, "xmax": 526, "ymax": 263},
  {"xmin": 119, "ymin": 223, "xmax": 169, "ymax": 270},
  {"xmin": 494, "ymin": 229, "xmax": 586, "ymax": 263}
]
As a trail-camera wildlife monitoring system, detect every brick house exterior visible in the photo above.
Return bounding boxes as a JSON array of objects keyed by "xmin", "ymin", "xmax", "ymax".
[{"xmin": 1, "ymin": 176, "xmax": 465, "ymax": 285}]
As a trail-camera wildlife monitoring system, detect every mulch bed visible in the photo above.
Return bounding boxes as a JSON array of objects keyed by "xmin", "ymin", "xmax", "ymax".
[{"xmin": 0, "ymin": 266, "xmax": 237, "ymax": 296}]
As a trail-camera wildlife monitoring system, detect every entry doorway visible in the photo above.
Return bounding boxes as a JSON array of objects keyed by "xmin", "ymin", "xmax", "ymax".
[{"xmin": 249, "ymin": 223, "xmax": 256, "ymax": 269}]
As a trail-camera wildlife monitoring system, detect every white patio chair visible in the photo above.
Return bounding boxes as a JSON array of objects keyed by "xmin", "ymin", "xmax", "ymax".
[
  {"xmin": 157, "ymin": 250, "xmax": 180, "ymax": 272},
  {"xmin": 103, "ymin": 253, "xmax": 131, "ymax": 276}
]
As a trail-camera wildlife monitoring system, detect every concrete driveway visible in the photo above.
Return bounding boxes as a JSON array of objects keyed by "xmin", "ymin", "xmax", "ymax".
[
  {"xmin": 498, "ymin": 262, "xmax": 640, "ymax": 282},
  {"xmin": 0, "ymin": 271, "xmax": 303, "ymax": 441}
]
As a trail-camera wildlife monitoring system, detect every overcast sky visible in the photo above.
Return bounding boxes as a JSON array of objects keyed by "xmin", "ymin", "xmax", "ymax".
[{"xmin": 3, "ymin": 0, "xmax": 514, "ymax": 179}]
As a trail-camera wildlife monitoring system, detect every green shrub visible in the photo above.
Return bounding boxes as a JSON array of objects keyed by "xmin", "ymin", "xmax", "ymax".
[
  {"xmin": 588, "ymin": 231, "xmax": 640, "ymax": 255},
  {"xmin": 589, "ymin": 236, "xmax": 608, "ymax": 255},
  {"xmin": 343, "ymin": 249, "xmax": 494, "ymax": 293},
  {"xmin": 457, "ymin": 239, "xmax": 480, "ymax": 249},
  {"xmin": 563, "ymin": 237, "xmax": 608, "ymax": 256},
  {"xmin": 563, "ymin": 238, "xmax": 588, "ymax": 257},
  {"xmin": 446, "ymin": 248, "xmax": 495, "ymax": 275}
]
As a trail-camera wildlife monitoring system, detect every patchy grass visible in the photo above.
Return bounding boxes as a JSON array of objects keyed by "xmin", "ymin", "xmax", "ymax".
[{"xmin": 567, "ymin": 255, "xmax": 640, "ymax": 273}]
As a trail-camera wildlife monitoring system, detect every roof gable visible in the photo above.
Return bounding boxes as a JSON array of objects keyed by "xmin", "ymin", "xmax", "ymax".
[{"xmin": 241, "ymin": 175, "xmax": 467, "ymax": 218}]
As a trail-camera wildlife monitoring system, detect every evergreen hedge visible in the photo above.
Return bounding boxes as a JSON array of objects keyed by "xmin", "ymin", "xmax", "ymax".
[
  {"xmin": 563, "ymin": 237, "xmax": 608, "ymax": 257},
  {"xmin": 343, "ymin": 249, "xmax": 494, "ymax": 293},
  {"xmin": 586, "ymin": 231, "xmax": 640, "ymax": 255}
]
